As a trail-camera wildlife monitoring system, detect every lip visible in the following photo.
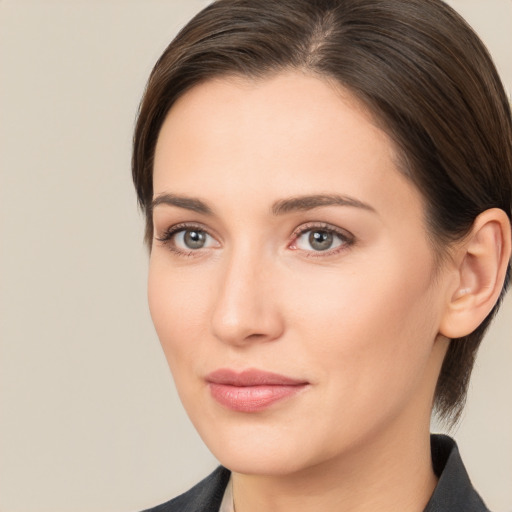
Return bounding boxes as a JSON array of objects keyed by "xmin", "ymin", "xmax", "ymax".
[{"xmin": 206, "ymin": 368, "xmax": 309, "ymax": 412}]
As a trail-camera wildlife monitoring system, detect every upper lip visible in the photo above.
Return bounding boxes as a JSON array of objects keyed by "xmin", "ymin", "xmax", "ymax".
[{"xmin": 206, "ymin": 368, "xmax": 308, "ymax": 387}]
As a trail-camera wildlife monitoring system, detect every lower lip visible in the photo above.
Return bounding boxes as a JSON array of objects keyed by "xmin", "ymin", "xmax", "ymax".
[{"xmin": 208, "ymin": 383, "xmax": 308, "ymax": 412}]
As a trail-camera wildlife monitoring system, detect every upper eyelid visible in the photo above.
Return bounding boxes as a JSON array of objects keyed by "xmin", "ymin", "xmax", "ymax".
[
  {"xmin": 156, "ymin": 222, "xmax": 215, "ymax": 239},
  {"xmin": 291, "ymin": 222, "xmax": 353, "ymax": 239}
]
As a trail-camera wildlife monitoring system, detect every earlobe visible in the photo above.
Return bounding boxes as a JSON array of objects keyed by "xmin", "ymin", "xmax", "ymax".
[{"xmin": 440, "ymin": 208, "xmax": 511, "ymax": 339}]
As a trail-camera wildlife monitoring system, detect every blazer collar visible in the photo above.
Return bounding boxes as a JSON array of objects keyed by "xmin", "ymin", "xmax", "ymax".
[{"xmin": 424, "ymin": 434, "xmax": 490, "ymax": 512}]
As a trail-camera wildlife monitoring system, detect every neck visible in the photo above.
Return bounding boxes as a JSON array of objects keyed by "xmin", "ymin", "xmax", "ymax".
[{"xmin": 232, "ymin": 420, "xmax": 437, "ymax": 512}]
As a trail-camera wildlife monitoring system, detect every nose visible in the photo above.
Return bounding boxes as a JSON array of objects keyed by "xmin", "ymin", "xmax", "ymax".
[{"xmin": 211, "ymin": 250, "xmax": 285, "ymax": 346}]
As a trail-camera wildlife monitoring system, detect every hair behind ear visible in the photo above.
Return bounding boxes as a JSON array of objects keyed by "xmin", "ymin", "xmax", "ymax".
[{"xmin": 435, "ymin": 208, "xmax": 511, "ymax": 423}]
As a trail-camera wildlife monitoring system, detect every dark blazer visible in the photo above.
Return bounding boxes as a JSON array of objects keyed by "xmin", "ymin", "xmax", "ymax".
[{"xmin": 142, "ymin": 435, "xmax": 490, "ymax": 512}]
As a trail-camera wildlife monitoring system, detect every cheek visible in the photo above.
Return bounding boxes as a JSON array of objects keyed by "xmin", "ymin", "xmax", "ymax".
[
  {"xmin": 285, "ymin": 247, "xmax": 440, "ymax": 402},
  {"xmin": 147, "ymin": 258, "xmax": 211, "ymax": 371}
]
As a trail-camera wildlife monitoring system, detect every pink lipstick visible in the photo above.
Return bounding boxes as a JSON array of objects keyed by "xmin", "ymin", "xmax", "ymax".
[{"xmin": 206, "ymin": 369, "xmax": 309, "ymax": 412}]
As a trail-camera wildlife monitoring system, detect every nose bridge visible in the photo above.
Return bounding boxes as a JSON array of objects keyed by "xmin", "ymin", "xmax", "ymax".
[{"xmin": 211, "ymin": 242, "xmax": 283, "ymax": 345}]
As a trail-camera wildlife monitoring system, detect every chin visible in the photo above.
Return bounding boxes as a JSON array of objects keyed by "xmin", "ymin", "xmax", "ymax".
[
  {"xmin": 194, "ymin": 420, "xmax": 327, "ymax": 477},
  {"xmin": 215, "ymin": 448, "xmax": 309, "ymax": 477}
]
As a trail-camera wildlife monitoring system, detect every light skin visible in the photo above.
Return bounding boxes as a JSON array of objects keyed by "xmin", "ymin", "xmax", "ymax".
[{"xmin": 148, "ymin": 72, "xmax": 511, "ymax": 512}]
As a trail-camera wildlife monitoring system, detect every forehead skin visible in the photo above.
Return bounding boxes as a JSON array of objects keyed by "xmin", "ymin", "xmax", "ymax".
[{"xmin": 154, "ymin": 72, "xmax": 424, "ymax": 232}]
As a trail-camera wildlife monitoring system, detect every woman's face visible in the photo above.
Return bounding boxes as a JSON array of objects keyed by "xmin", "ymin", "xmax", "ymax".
[{"xmin": 149, "ymin": 72, "xmax": 451, "ymax": 476}]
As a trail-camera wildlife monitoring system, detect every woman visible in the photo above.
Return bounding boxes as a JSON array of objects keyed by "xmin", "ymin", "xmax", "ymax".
[{"xmin": 132, "ymin": 0, "xmax": 512, "ymax": 511}]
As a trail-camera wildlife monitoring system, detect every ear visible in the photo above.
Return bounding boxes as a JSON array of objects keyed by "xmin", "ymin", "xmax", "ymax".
[{"xmin": 439, "ymin": 208, "xmax": 511, "ymax": 339}]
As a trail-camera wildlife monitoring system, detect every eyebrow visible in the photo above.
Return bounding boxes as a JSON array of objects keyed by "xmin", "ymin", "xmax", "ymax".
[
  {"xmin": 271, "ymin": 194, "xmax": 376, "ymax": 215},
  {"xmin": 151, "ymin": 193, "xmax": 213, "ymax": 215},
  {"xmin": 151, "ymin": 192, "xmax": 376, "ymax": 216}
]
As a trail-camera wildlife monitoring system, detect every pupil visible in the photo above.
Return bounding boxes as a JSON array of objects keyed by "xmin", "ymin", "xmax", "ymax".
[
  {"xmin": 184, "ymin": 230, "xmax": 206, "ymax": 249},
  {"xmin": 309, "ymin": 230, "xmax": 333, "ymax": 251}
]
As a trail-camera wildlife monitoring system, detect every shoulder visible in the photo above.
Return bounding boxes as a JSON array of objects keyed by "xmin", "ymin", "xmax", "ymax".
[
  {"xmin": 141, "ymin": 466, "xmax": 231, "ymax": 512},
  {"xmin": 425, "ymin": 434, "xmax": 491, "ymax": 512}
]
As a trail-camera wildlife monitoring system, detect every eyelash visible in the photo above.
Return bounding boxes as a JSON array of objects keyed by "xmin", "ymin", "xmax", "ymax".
[{"xmin": 155, "ymin": 222, "xmax": 355, "ymax": 258}]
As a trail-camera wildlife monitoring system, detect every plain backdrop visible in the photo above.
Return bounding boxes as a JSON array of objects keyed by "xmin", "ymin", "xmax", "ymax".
[{"xmin": 0, "ymin": 1, "xmax": 511, "ymax": 511}]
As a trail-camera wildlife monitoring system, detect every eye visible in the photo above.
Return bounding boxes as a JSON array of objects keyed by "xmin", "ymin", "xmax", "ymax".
[
  {"xmin": 295, "ymin": 229, "xmax": 342, "ymax": 251},
  {"xmin": 156, "ymin": 224, "xmax": 219, "ymax": 254},
  {"xmin": 174, "ymin": 229, "xmax": 213, "ymax": 250},
  {"xmin": 290, "ymin": 224, "xmax": 353, "ymax": 254}
]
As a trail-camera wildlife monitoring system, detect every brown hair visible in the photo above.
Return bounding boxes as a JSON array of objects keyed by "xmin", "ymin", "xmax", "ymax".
[{"xmin": 132, "ymin": 0, "xmax": 512, "ymax": 423}]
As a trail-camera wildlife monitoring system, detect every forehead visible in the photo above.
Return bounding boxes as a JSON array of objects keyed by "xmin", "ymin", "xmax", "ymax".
[
  {"xmin": 158, "ymin": 72, "xmax": 386, "ymax": 148},
  {"xmin": 153, "ymin": 71, "xmax": 423, "ymax": 221}
]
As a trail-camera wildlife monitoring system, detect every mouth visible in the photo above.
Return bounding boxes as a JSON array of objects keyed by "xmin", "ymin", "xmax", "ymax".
[{"xmin": 205, "ymin": 368, "xmax": 309, "ymax": 412}]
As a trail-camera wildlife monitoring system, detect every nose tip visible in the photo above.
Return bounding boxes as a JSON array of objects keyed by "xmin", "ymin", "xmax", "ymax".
[{"xmin": 210, "ymin": 261, "xmax": 284, "ymax": 346}]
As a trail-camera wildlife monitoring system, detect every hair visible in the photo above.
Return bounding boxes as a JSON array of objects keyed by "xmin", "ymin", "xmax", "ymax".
[{"xmin": 132, "ymin": 0, "xmax": 512, "ymax": 424}]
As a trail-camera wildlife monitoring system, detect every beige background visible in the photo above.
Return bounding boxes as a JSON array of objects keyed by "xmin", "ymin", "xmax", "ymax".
[{"xmin": 0, "ymin": 1, "xmax": 510, "ymax": 511}]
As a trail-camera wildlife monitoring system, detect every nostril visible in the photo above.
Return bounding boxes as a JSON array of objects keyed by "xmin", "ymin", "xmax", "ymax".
[{"xmin": 245, "ymin": 333, "xmax": 267, "ymax": 340}]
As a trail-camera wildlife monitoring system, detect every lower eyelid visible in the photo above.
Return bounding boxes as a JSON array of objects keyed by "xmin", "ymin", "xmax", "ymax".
[{"xmin": 292, "ymin": 236, "xmax": 347, "ymax": 251}]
